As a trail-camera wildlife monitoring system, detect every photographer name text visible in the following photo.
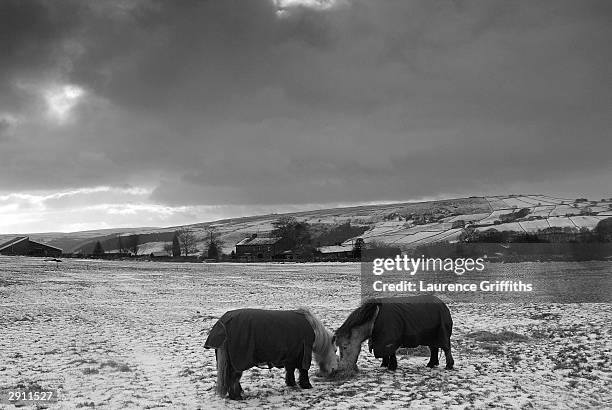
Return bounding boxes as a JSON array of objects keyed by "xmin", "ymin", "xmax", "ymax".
[{"xmin": 372, "ymin": 280, "xmax": 533, "ymax": 293}]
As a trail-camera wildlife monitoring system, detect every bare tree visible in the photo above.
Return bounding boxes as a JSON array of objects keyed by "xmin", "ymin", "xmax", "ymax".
[
  {"xmin": 172, "ymin": 233, "xmax": 181, "ymax": 257},
  {"xmin": 117, "ymin": 235, "xmax": 129, "ymax": 254},
  {"xmin": 126, "ymin": 234, "xmax": 140, "ymax": 255},
  {"xmin": 205, "ymin": 227, "xmax": 224, "ymax": 260},
  {"xmin": 176, "ymin": 228, "xmax": 199, "ymax": 256},
  {"xmin": 272, "ymin": 216, "xmax": 312, "ymax": 252}
]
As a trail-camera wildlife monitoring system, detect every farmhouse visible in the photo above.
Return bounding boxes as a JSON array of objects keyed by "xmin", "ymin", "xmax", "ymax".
[
  {"xmin": 235, "ymin": 234, "xmax": 292, "ymax": 260},
  {"xmin": 0, "ymin": 236, "xmax": 62, "ymax": 257}
]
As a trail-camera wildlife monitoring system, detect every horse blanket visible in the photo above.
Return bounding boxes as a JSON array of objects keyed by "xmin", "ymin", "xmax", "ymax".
[
  {"xmin": 205, "ymin": 309, "xmax": 315, "ymax": 371},
  {"xmin": 369, "ymin": 295, "xmax": 453, "ymax": 357}
]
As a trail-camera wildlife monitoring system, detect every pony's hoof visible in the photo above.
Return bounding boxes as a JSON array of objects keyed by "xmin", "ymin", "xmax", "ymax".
[
  {"xmin": 427, "ymin": 362, "xmax": 439, "ymax": 368},
  {"xmin": 299, "ymin": 382, "xmax": 313, "ymax": 389},
  {"xmin": 228, "ymin": 394, "xmax": 243, "ymax": 400}
]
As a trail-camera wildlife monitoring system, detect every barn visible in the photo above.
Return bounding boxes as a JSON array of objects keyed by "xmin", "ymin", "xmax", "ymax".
[
  {"xmin": 235, "ymin": 234, "xmax": 292, "ymax": 261},
  {"xmin": 0, "ymin": 236, "xmax": 63, "ymax": 257},
  {"xmin": 315, "ymin": 245, "xmax": 355, "ymax": 260}
]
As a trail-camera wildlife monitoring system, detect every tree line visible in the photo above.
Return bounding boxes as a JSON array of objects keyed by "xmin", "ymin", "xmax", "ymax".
[{"xmin": 90, "ymin": 227, "xmax": 223, "ymax": 260}]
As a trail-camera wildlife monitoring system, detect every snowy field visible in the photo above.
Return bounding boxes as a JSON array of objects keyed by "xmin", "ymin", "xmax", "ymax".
[{"xmin": 1, "ymin": 257, "xmax": 611, "ymax": 409}]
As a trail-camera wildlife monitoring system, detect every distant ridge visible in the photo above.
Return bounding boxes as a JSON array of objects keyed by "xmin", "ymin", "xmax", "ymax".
[{"xmin": 0, "ymin": 194, "xmax": 610, "ymax": 255}]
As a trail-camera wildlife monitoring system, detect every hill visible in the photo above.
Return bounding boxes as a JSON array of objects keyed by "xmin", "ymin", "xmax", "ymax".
[{"xmin": 1, "ymin": 194, "xmax": 611, "ymax": 256}]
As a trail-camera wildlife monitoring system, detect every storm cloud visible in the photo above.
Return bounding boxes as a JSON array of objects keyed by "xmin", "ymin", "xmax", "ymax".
[{"xmin": 1, "ymin": 0, "xmax": 611, "ymax": 231}]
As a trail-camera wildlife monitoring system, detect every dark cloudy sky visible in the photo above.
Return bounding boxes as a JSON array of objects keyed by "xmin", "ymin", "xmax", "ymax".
[{"xmin": 1, "ymin": 0, "xmax": 611, "ymax": 233}]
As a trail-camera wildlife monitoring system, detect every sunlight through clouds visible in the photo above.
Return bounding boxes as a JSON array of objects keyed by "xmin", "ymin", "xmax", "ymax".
[
  {"xmin": 44, "ymin": 84, "xmax": 85, "ymax": 123},
  {"xmin": 0, "ymin": 186, "xmax": 157, "ymax": 233}
]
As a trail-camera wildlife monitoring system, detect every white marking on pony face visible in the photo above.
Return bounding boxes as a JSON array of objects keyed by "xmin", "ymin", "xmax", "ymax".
[
  {"xmin": 336, "ymin": 305, "xmax": 380, "ymax": 375},
  {"xmin": 335, "ymin": 332, "xmax": 362, "ymax": 374},
  {"xmin": 317, "ymin": 338, "xmax": 339, "ymax": 376}
]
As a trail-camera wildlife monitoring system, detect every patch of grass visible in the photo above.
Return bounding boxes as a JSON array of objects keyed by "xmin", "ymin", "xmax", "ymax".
[
  {"xmin": 76, "ymin": 402, "xmax": 96, "ymax": 408},
  {"xmin": 466, "ymin": 330, "xmax": 528, "ymax": 342},
  {"xmin": 101, "ymin": 360, "xmax": 131, "ymax": 372},
  {"xmin": 391, "ymin": 380, "xmax": 403, "ymax": 390},
  {"xmin": 510, "ymin": 354, "xmax": 522, "ymax": 364},
  {"xmin": 68, "ymin": 358, "xmax": 97, "ymax": 366},
  {"xmin": 341, "ymin": 389, "xmax": 358, "ymax": 397},
  {"xmin": 178, "ymin": 368, "xmax": 194, "ymax": 377},
  {"xmin": 0, "ymin": 279, "xmax": 16, "ymax": 286},
  {"xmin": 14, "ymin": 381, "xmax": 45, "ymax": 390},
  {"xmin": 530, "ymin": 313, "xmax": 561, "ymax": 320},
  {"xmin": 480, "ymin": 342, "xmax": 502, "ymax": 354},
  {"xmin": 82, "ymin": 367, "xmax": 99, "ymax": 375},
  {"xmin": 326, "ymin": 368, "xmax": 357, "ymax": 381},
  {"xmin": 552, "ymin": 345, "xmax": 591, "ymax": 376},
  {"xmin": 196, "ymin": 313, "xmax": 220, "ymax": 320},
  {"xmin": 404, "ymin": 345, "xmax": 431, "ymax": 357},
  {"xmin": 530, "ymin": 330, "xmax": 551, "ymax": 339},
  {"xmin": 13, "ymin": 315, "xmax": 35, "ymax": 322}
]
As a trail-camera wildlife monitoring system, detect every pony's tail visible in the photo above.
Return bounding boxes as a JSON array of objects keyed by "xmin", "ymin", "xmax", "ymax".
[{"xmin": 215, "ymin": 343, "xmax": 231, "ymax": 397}]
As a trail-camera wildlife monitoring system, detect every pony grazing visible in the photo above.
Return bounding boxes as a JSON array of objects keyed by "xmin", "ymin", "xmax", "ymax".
[
  {"xmin": 334, "ymin": 296, "xmax": 454, "ymax": 375},
  {"xmin": 205, "ymin": 308, "xmax": 337, "ymax": 400}
]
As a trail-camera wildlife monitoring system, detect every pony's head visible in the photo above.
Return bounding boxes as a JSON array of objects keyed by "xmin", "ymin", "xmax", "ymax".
[
  {"xmin": 298, "ymin": 308, "xmax": 338, "ymax": 377},
  {"xmin": 333, "ymin": 300, "xmax": 380, "ymax": 376}
]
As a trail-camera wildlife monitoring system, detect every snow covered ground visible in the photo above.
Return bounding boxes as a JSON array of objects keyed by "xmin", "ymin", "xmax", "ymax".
[{"xmin": 1, "ymin": 257, "xmax": 610, "ymax": 409}]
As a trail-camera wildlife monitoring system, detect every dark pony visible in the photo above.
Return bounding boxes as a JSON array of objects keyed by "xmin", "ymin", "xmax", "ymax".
[
  {"xmin": 334, "ymin": 296, "xmax": 454, "ymax": 375},
  {"xmin": 205, "ymin": 308, "xmax": 337, "ymax": 400}
]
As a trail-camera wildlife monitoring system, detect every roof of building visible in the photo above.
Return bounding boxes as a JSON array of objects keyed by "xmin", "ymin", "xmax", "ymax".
[
  {"xmin": 150, "ymin": 251, "xmax": 171, "ymax": 257},
  {"xmin": 236, "ymin": 236, "xmax": 283, "ymax": 246},
  {"xmin": 317, "ymin": 245, "xmax": 354, "ymax": 254},
  {"xmin": 32, "ymin": 240, "xmax": 63, "ymax": 252},
  {"xmin": 0, "ymin": 236, "xmax": 63, "ymax": 252},
  {"xmin": 0, "ymin": 236, "xmax": 29, "ymax": 251}
]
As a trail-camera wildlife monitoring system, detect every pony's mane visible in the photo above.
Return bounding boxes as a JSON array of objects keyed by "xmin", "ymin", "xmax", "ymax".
[
  {"xmin": 297, "ymin": 308, "xmax": 334, "ymax": 358},
  {"xmin": 335, "ymin": 299, "xmax": 381, "ymax": 338}
]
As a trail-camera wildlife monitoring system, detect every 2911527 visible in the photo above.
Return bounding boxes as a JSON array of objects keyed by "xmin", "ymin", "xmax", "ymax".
[{"xmin": 5, "ymin": 389, "xmax": 58, "ymax": 403}]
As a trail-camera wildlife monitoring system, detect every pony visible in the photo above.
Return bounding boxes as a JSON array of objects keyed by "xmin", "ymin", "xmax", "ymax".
[
  {"xmin": 334, "ymin": 296, "xmax": 454, "ymax": 375},
  {"xmin": 205, "ymin": 308, "xmax": 337, "ymax": 400}
]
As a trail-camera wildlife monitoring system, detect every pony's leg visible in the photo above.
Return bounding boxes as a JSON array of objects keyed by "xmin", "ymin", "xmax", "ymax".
[
  {"xmin": 298, "ymin": 369, "xmax": 312, "ymax": 389},
  {"xmin": 427, "ymin": 346, "xmax": 440, "ymax": 368},
  {"xmin": 228, "ymin": 370, "xmax": 243, "ymax": 400},
  {"xmin": 236, "ymin": 371, "xmax": 244, "ymax": 395},
  {"xmin": 443, "ymin": 347, "xmax": 454, "ymax": 370},
  {"xmin": 387, "ymin": 353, "xmax": 397, "ymax": 371},
  {"xmin": 381, "ymin": 355, "xmax": 389, "ymax": 368},
  {"xmin": 285, "ymin": 366, "xmax": 296, "ymax": 387}
]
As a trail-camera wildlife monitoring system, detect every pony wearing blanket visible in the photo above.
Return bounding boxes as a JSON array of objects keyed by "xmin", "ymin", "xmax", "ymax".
[
  {"xmin": 205, "ymin": 308, "xmax": 338, "ymax": 400},
  {"xmin": 334, "ymin": 296, "xmax": 454, "ymax": 375}
]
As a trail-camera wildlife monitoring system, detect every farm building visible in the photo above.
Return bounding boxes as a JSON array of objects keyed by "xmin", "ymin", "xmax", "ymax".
[
  {"xmin": 0, "ymin": 236, "xmax": 62, "ymax": 257},
  {"xmin": 316, "ymin": 245, "xmax": 355, "ymax": 260},
  {"xmin": 235, "ymin": 235, "xmax": 292, "ymax": 260}
]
